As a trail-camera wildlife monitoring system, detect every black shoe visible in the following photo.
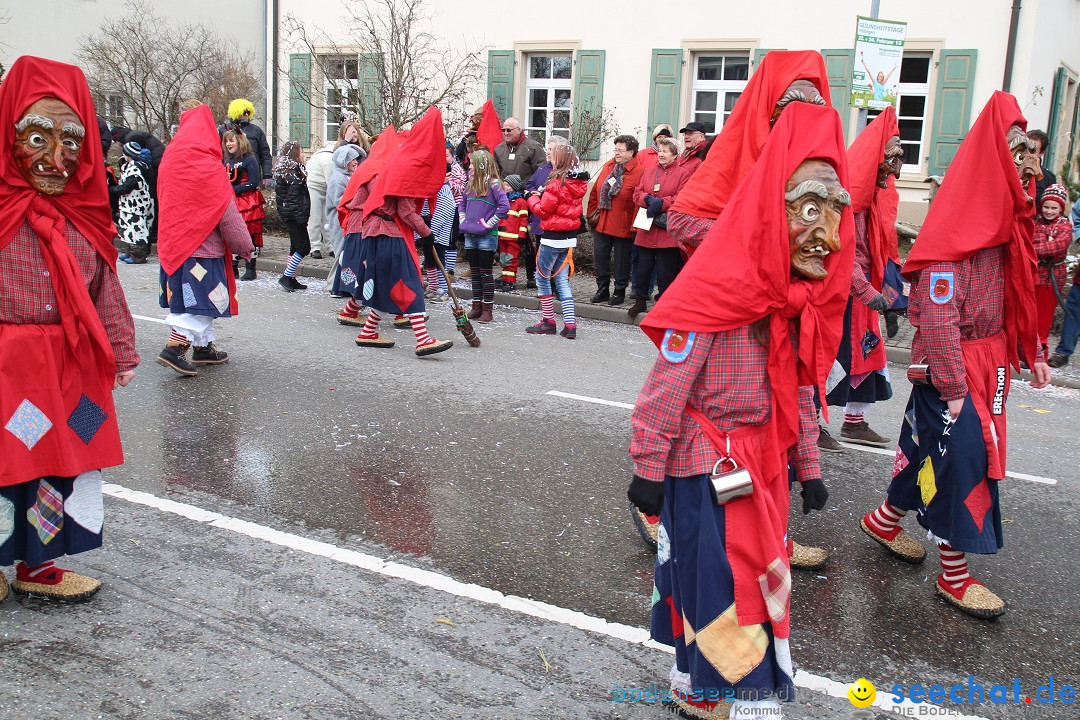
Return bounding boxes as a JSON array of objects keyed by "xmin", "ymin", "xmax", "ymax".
[
  {"xmin": 1048, "ymin": 352, "xmax": 1069, "ymax": 368},
  {"xmin": 279, "ymin": 275, "xmax": 308, "ymax": 291},
  {"xmin": 240, "ymin": 259, "xmax": 257, "ymax": 281},
  {"xmin": 329, "ymin": 290, "xmax": 349, "ymax": 298},
  {"xmin": 885, "ymin": 310, "xmax": 900, "ymax": 339},
  {"xmin": 526, "ymin": 279, "xmax": 537, "ymax": 289},
  {"xmin": 590, "ymin": 287, "xmax": 610, "ymax": 304},
  {"xmin": 627, "ymin": 297, "xmax": 647, "ymax": 319},
  {"xmin": 310, "ymin": 250, "xmax": 323, "ymax": 259},
  {"xmin": 560, "ymin": 324, "xmax": 577, "ymax": 340},
  {"xmin": 155, "ymin": 343, "xmax": 198, "ymax": 376},
  {"xmin": 191, "ymin": 343, "xmax": 229, "ymax": 365},
  {"xmin": 608, "ymin": 291, "xmax": 625, "ymax": 306}
]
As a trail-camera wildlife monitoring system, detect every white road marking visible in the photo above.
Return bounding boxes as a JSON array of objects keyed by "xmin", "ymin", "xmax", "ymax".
[
  {"xmin": 131, "ymin": 313, "xmax": 166, "ymax": 324},
  {"xmin": 546, "ymin": 391, "xmax": 1059, "ymax": 486},
  {"xmin": 102, "ymin": 482, "xmax": 986, "ymax": 719}
]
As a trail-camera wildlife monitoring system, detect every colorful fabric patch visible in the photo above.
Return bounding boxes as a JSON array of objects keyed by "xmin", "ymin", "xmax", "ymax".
[
  {"xmin": 757, "ymin": 557, "xmax": 791, "ymax": 624},
  {"xmin": 208, "ymin": 283, "xmax": 230, "ymax": 313},
  {"xmin": 390, "ymin": 279, "xmax": 417, "ymax": 312},
  {"xmin": 657, "ymin": 522, "xmax": 671, "ymax": 564},
  {"xmin": 27, "ymin": 479, "xmax": 63, "ymax": 545},
  {"xmin": 881, "ymin": 283, "xmax": 901, "ymax": 307},
  {"xmin": 65, "ymin": 471, "xmax": 105, "ymax": 535},
  {"xmin": 362, "ymin": 279, "xmax": 375, "ymax": 301},
  {"xmin": 5, "ymin": 399, "xmax": 53, "ymax": 451},
  {"xmin": 0, "ymin": 496, "xmax": 14, "ymax": 546},
  {"xmin": 905, "ymin": 408, "xmax": 919, "ymax": 447},
  {"xmin": 892, "ymin": 445, "xmax": 910, "ymax": 478},
  {"xmin": 182, "ymin": 282, "xmax": 197, "ymax": 308},
  {"xmin": 340, "ymin": 267, "xmax": 357, "ymax": 288},
  {"xmin": 190, "ymin": 262, "xmax": 208, "ymax": 282},
  {"xmin": 825, "ymin": 359, "xmax": 847, "ymax": 395},
  {"xmin": 67, "ymin": 394, "xmax": 108, "ymax": 445},
  {"xmin": 694, "ymin": 603, "xmax": 769, "ymax": 684},
  {"xmin": 929, "ymin": 271, "xmax": 955, "ymax": 305},
  {"xmin": 860, "ymin": 329, "xmax": 881, "ymax": 359},
  {"xmin": 917, "ymin": 456, "xmax": 938, "ymax": 506},
  {"xmin": 651, "ymin": 585, "xmax": 661, "ymax": 607},
  {"xmin": 964, "ymin": 479, "xmax": 992, "ymax": 534},
  {"xmin": 660, "ymin": 329, "xmax": 696, "ymax": 364}
]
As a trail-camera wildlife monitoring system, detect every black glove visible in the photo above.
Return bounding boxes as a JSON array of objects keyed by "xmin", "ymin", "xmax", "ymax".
[
  {"xmin": 800, "ymin": 479, "xmax": 828, "ymax": 514},
  {"xmin": 628, "ymin": 474, "xmax": 665, "ymax": 516},
  {"xmin": 866, "ymin": 293, "xmax": 889, "ymax": 312}
]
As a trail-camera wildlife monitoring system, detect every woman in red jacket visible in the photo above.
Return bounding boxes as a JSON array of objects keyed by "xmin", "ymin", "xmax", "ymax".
[
  {"xmin": 629, "ymin": 136, "xmax": 691, "ymax": 318},
  {"xmin": 586, "ymin": 135, "xmax": 645, "ymax": 306},
  {"xmin": 524, "ymin": 141, "xmax": 590, "ymax": 339}
]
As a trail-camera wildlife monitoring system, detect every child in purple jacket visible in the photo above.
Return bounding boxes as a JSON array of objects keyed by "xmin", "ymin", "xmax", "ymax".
[{"xmin": 458, "ymin": 149, "xmax": 509, "ymax": 324}]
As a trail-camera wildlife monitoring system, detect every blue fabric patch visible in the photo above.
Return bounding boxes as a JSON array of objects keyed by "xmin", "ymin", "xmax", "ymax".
[
  {"xmin": 182, "ymin": 282, "xmax": 197, "ymax": 308},
  {"xmin": 929, "ymin": 271, "xmax": 955, "ymax": 305},
  {"xmin": 67, "ymin": 395, "xmax": 108, "ymax": 445},
  {"xmin": 5, "ymin": 399, "xmax": 53, "ymax": 451},
  {"xmin": 660, "ymin": 329, "xmax": 696, "ymax": 364}
]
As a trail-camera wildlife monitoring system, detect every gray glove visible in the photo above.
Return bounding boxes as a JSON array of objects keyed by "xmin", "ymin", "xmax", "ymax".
[{"xmin": 866, "ymin": 294, "xmax": 889, "ymax": 312}]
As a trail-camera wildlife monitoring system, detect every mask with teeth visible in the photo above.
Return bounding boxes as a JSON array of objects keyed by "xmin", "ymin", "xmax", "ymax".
[
  {"xmin": 14, "ymin": 97, "xmax": 84, "ymax": 195},
  {"xmin": 878, "ymin": 135, "xmax": 903, "ymax": 188},
  {"xmin": 786, "ymin": 159, "xmax": 850, "ymax": 280},
  {"xmin": 1007, "ymin": 124, "xmax": 1042, "ymax": 191}
]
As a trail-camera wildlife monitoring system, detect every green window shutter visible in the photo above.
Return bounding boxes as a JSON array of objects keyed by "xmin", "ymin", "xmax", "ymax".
[
  {"xmin": 648, "ymin": 49, "xmax": 683, "ymax": 138},
  {"xmin": 821, "ymin": 49, "xmax": 854, "ymax": 140},
  {"xmin": 487, "ymin": 50, "xmax": 515, "ymax": 121},
  {"xmin": 928, "ymin": 50, "xmax": 978, "ymax": 176},
  {"xmin": 1046, "ymin": 66, "xmax": 1068, "ymax": 169},
  {"xmin": 574, "ymin": 50, "xmax": 606, "ymax": 160},
  {"xmin": 1067, "ymin": 85, "xmax": 1080, "ymax": 171},
  {"xmin": 288, "ymin": 53, "xmax": 312, "ymax": 144},
  {"xmin": 753, "ymin": 49, "xmax": 781, "ymax": 70},
  {"xmin": 358, "ymin": 53, "xmax": 382, "ymax": 133}
]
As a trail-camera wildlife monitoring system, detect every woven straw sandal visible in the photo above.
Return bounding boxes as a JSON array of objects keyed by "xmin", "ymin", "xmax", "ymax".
[
  {"xmin": 629, "ymin": 502, "xmax": 659, "ymax": 551},
  {"xmin": 860, "ymin": 516, "xmax": 926, "ymax": 564},
  {"xmin": 11, "ymin": 568, "xmax": 101, "ymax": 603},
  {"xmin": 789, "ymin": 540, "xmax": 829, "ymax": 570},
  {"xmin": 663, "ymin": 696, "xmax": 733, "ymax": 719},
  {"xmin": 936, "ymin": 576, "xmax": 1007, "ymax": 619},
  {"xmin": 337, "ymin": 313, "xmax": 367, "ymax": 327},
  {"xmin": 355, "ymin": 335, "xmax": 395, "ymax": 348},
  {"xmin": 0, "ymin": 573, "xmax": 8, "ymax": 603}
]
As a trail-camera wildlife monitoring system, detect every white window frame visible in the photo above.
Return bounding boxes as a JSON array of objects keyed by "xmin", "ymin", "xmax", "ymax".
[
  {"xmin": 524, "ymin": 53, "xmax": 573, "ymax": 146},
  {"xmin": 870, "ymin": 52, "xmax": 932, "ymax": 175},
  {"xmin": 690, "ymin": 53, "xmax": 751, "ymax": 134},
  {"xmin": 102, "ymin": 93, "xmax": 126, "ymax": 129},
  {"xmin": 321, "ymin": 54, "xmax": 361, "ymax": 144}
]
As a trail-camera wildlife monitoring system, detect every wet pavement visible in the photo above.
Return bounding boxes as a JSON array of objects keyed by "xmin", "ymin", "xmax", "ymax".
[{"xmin": 2, "ymin": 261, "xmax": 1077, "ymax": 719}]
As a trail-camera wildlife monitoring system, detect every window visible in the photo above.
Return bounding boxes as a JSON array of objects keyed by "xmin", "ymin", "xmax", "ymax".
[
  {"xmin": 101, "ymin": 94, "xmax": 125, "ymax": 129},
  {"xmin": 690, "ymin": 54, "xmax": 750, "ymax": 134},
  {"xmin": 322, "ymin": 55, "xmax": 360, "ymax": 142},
  {"xmin": 525, "ymin": 54, "xmax": 572, "ymax": 145},
  {"xmin": 868, "ymin": 53, "xmax": 931, "ymax": 173}
]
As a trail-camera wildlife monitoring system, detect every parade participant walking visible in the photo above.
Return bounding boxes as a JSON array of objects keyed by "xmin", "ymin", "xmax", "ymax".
[
  {"xmin": 156, "ymin": 103, "xmax": 255, "ymax": 377},
  {"xmin": 273, "ymin": 141, "xmax": 312, "ymax": 292},
  {"xmin": 495, "ymin": 174, "xmax": 530, "ymax": 291},
  {"xmin": 525, "ymin": 142, "xmax": 589, "ymax": 339},
  {"xmin": 1032, "ymin": 184, "xmax": 1071, "ymax": 355},
  {"xmin": 349, "ymin": 107, "xmax": 453, "ymax": 356},
  {"xmin": 111, "ymin": 141, "xmax": 155, "ymax": 264},
  {"xmin": 666, "ymin": 51, "xmax": 830, "ymax": 259},
  {"xmin": 0, "ymin": 56, "xmax": 139, "ymax": 601},
  {"xmin": 860, "ymin": 91, "xmax": 1050, "ymax": 619},
  {"xmin": 222, "ymin": 129, "xmax": 264, "ymax": 280},
  {"xmin": 628, "ymin": 103, "xmax": 853, "ymax": 719},
  {"xmin": 458, "ymin": 148, "xmax": 509, "ymax": 323},
  {"xmin": 824, "ymin": 106, "xmax": 905, "ymax": 447},
  {"xmin": 587, "ymin": 135, "xmax": 644, "ymax": 306}
]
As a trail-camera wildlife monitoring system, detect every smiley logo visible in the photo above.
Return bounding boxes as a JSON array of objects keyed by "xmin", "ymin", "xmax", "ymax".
[{"xmin": 848, "ymin": 678, "xmax": 876, "ymax": 708}]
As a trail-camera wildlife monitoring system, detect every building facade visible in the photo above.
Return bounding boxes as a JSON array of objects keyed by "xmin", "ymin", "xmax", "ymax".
[{"xmin": 275, "ymin": 0, "xmax": 1080, "ymax": 221}]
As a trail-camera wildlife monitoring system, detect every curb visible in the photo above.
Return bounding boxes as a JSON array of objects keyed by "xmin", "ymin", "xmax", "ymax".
[{"xmin": 257, "ymin": 258, "xmax": 1080, "ymax": 391}]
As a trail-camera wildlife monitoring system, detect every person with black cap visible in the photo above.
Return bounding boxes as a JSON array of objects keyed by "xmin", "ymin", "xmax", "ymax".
[
  {"xmin": 111, "ymin": 141, "xmax": 155, "ymax": 264},
  {"xmin": 677, "ymin": 121, "xmax": 709, "ymax": 175}
]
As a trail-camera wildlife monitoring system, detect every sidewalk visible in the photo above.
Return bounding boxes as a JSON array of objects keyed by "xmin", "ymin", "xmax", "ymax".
[{"xmin": 256, "ymin": 232, "xmax": 1080, "ymax": 390}]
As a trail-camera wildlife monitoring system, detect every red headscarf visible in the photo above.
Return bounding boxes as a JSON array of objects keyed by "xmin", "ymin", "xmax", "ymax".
[
  {"xmin": 0, "ymin": 56, "xmax": 119, "ymax": 388},
  {"xmin": 903, "ymin": 91, "xmax": 1039, "ymax": 370},
  {"xmin": 476, "ymin": 99, "xmax": 503, "ymax": 153},
  {"xmin": 668, "ymin": 51, "xmax": 832, "ymax": 228},
  {"xmin": 846, "ymin": 105, "xmax": 900, "ymax": 291},
  {"xmin": 642, "ymin": 102, "xmax": 855, "ymax": 453},
  {"xmin": 157, "ymin": 105, "xmax": 234, "ymax": 276},
  {"xmin": 339, "ymin": 125, "xmax": 400, "ymax": 226}
]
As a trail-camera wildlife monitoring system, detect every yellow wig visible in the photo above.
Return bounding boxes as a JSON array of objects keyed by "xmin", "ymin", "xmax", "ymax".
[{"xmin": 228, "ymin": 98, "xmax": 256, "ymax": 121}]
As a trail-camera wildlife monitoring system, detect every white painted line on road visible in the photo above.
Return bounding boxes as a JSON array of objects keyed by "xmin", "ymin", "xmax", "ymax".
[
  {"xmin": 131, "ymin": 313, "xmax": 166, "ymax": 324},
  {"xmin": 548, "ymin": 391, "xmax": 1059, "ymax": 486},
  {"xmin": 101, "ymin": 482, "xmax": 986, "ymax": 719}
]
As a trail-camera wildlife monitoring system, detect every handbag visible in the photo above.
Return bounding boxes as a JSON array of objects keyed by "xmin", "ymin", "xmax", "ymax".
[
  {"xmin": 587, "ymin": 208, "xmax": 601, "ymax": 229},
  {"xmin": 653, "ymin": 211, "xmax": 668, "ymax": 230}
]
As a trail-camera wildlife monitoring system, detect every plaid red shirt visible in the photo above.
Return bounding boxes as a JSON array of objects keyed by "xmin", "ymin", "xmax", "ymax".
[
  {"xmin": 190, "ymin": 200, "xmax": 254, "ymax": 259},
  {"xmin": 849, "ymin": 211, "xmax": 880, "ymax": 305},
  {"xmin": 909, "ymin": 246, "xmax": 1006, "ymax": 401},
  {"xmin": 361, "ymin": 196, "xmax": 431, "ymax": 240},
  {"xmin": 1032, "ymin": 216, "xmax": 1072, "ymax": 288},
  {"xmin": 1, "ymin": 221, "xmax": 138, "ymax": 372},
  {"xmin": 631, "ymin": 326, "xmax": 818, "ymax": 482}
]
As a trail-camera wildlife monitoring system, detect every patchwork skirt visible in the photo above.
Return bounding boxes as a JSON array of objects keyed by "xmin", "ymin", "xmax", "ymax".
[
  {"xmin": 338, "ymin": 233, "xmax": 426, "ymax": 316},
  {"xmin": 159, "ymin": 257, "xmax": 233, "ymax": 318}
]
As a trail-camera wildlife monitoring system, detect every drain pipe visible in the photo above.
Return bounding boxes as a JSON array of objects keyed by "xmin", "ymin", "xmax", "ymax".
[
  {"xmin": 1002, "ymin": 0, "xmax": 1022, "ymax": 92},
  {"xmin": 270, "ymin": 0, "xmax": 280, "ymax": 151}
]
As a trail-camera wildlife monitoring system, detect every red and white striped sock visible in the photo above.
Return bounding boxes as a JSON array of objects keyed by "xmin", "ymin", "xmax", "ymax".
[
  {"xmin": 168, "ymin": 329, "xmax": 188, "ymax": 345},
  {"xmin": 865, "ymin": 500, "xmax": 906, "ymax": 539},
  {"xmin": 938, "ymin": 543, "xmax": 971, "ymax": 589},
  {"xmin": 425, "ymin": 267, "xmax": 438, "ymax": 291},
  {"xmin": 409, "ymin": 312, "xmax": 434, "ymax": 347},
  {"xmin": 844, "ymin": 412, "xmax": 865, "ymax": 425},
  {"xmin": 20, "ymin": 560, "xmax": 55, "ymax": 578},
  {"xmin": 539, "ymin": 294, "xmax": 555, "ymax": 321},
  {"xmin": 342, "ymin": 298, "xmax": 362, "ymax": 316},
  {"xmin": 358, "ymin": 309, "xmax": 382, "ymax": 338}
]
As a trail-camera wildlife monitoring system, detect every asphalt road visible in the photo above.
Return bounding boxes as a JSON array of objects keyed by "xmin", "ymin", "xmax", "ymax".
[{"xmin": 1, "ymin": 263, "xmax": 1076, "ymax": 720}]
